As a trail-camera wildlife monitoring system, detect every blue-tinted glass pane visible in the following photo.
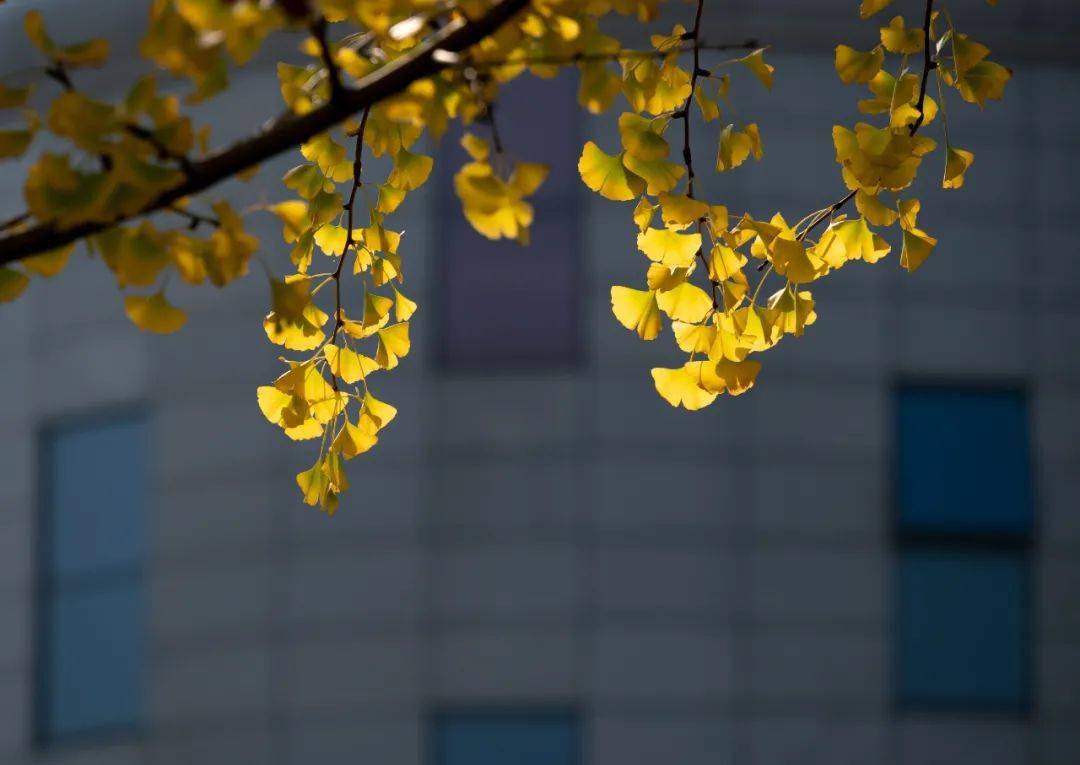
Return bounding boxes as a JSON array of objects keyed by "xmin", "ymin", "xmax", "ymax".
[
  {"xmin": 897, "ymin": 549, "xmax": 1029, "ymax": 709},
  {"xmin": 897, "ymin": 387, "xmax": 1032, "ymax": 534},
  {"xmin": 43, "ymin": 415, "xmax": 147, "ymax": 578},
  {"xmin": 42, "ymin": 580, "xmax": 144, "ymax": 738},
  {"xmin": 435, "ymin": 712, "xmax": 579, "ymax": 765}
]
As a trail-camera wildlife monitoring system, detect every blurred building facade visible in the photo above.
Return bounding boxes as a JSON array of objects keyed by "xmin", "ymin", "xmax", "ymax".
[{"xmin": 0, "ymin": 1, "xmax": 1078, "ymax": 764}]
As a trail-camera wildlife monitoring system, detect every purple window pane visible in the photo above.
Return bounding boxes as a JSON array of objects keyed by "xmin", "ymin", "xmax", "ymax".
[{"xmin": 436, "ymin": 74, "xmax": 581, "ymax": 369}]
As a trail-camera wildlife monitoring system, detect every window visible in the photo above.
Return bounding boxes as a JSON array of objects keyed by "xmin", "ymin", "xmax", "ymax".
[
  {"xmin": 894, "ymin": 386, "xmax": 1033, "ymax": 711},
  {"xmin": 434, "ymin": 73, "xmax": 582, "ymax": 370},
  {"xmin": 433, "ymin": 710, "xmax": 580, "ymax": 765},
  {"xmin": 36, "ymin": 413, "xmax": 147, "ymax": 742}
]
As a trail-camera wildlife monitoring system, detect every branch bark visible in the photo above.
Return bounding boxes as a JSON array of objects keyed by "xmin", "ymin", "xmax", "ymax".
[{"xmin": 0, "ymin": 0, "xmax": 530, "ymax": 267}]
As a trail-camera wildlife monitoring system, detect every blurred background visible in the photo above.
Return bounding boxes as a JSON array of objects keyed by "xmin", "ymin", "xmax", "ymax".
[{"xmin": 0, "ymin": 0, "xmax": 1078, "ymax": 763}]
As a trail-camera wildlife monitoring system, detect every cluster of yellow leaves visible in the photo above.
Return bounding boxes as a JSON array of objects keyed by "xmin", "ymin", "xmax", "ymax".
[
  {"xmin": 580, "ymin": 2, "xmax": 1008, "ymax": 412},
  {"xmin": 0, "ymin": 0, "xmax": 1012, "ymax": 515},
  {"xmin": 575, "ymin": 26, "xmax": 780, "ymax": 409},
  {"xmin": 1, "ymin": 10, "xmax": 257, "ymax": 321}
]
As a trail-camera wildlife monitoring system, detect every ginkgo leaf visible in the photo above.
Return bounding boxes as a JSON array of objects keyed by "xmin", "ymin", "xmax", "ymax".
[
  {"xmin": 696, "ymin": 358, "xmax": 762, "ymax": 396},
  {"xmin": 333, "ymin": 416, "xmax": 379, "ymax": 459},
  {"xmin": 637, "ymin": 227, "xmax": 702, "ymax": 269},
  {"xmin": 0, "ymin": 268, "xmax": 29, "ymax": 303},
  {"xmin": 375, "ymin": 322, "xmax": 411, "ymax": 369},
  {"xmin": 706, "ymin": 244, "xmax": 747, "ymax": 282},
  {"xmin": 0, "ymin": 128, "xmax": 34, "ymax": 158},
  {"xmin": 23, "ymin": 243, "xmax": 74, "ymax": 278},
  {"xmin": 955, "ymin": 60, "xmax": 1011, "ymax": 106},
  {"xmin": 621, "ymin": 152, "xmax": 683, "ymax": 195},
  {"xmin": 860, "ymin": 0, "xmax": 894, "ymax": 19},
  {"xmin": 658, "ymin": 193, "xmax": 709, "ymax": 228},
  {"xmin": 301, "ymin": 133, "xmax": 352, "ymax": 183},
  {"xmin": 633, "ymin": 198, "xmax": 655, "ymax": 232},
  {"xmin": 834, "ymin": 45, "xmax": 884, "ymax": 84},
  {"xmin": 656, "ymin": 281, "xmax": 713, "ymax": 323},
  {"xmin": 611, "ymin": 286, "xmax": 662, "ymax": 340},
  {"xmin": 855, "ymin": 190, "xmax": 899, "ymax": 227},
  {"xmin": 672, "ymin": 321, "xmax": 716, "ymax": 354},
  {"xmin": 264, "ymin": 303, "xmax": 328, "ymax": 350},
  {"xmin": 360, "ymin": 390, "xmax": 397, "ymax": 431},
  {"xmin": 0, "ymin": 84, "xmax": 32, "ymax": 109},
  {"xmin": 324, "ymin": 344, "xmax": 379, "ymax": 384},
  {"xmin": 880, "ymin": 16, "xmax": 923, "ymax": 54},
  {"xmin": 943, "ymin": 147, "xmax": 974, "ymax": 189},
  {"xmin": 388, "ymin": 148, "xmax": 433, "ymax": 191},
  {"xmin": 651, "ymin": 364, "xmax": 718, "ymax": 410},
  {"xmin": 900, "ymin": 227, "xmax": 937, "ymax": 272},
  {"xmin": 578, "ymin": 141, "xmax": 645, "ymax": 201},
  {"xmin": 767, "ymin": 286, "xmax": 817, "ymax": 336},
  {"xmin": 256, "ymin": 385, "xmax": 292, "ymax": 425},
  {"xmin": 618, "ymin": 112, "xmax": 670, "ymax": 160},
  {"xmin": 392, "ymin": 287, "xmax": 417, "ymax": 321},
  {"xmin": 124, "ymin": 291, "xmax": 187, "ymax": 334},
  {"xmin": 716, "ymin": 124, "xmax": 761, "ymax": 172},
  {"xmin": 738, "ymin": 48, "xmax": 774, "ymax": 90}
]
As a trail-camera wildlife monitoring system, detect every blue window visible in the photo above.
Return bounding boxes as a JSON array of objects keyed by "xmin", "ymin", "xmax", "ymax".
[
  {"xmin": 433, "ymin": 710, "xmax": 580, "ymax": 765},
  {"xmin": 37, "ymin": 413, "xmax": 147, "ymax": 742},
  {"xmin": 894, "ymin": 386, "xmax": 1033, "ymax": 712},
  {"xmin": 435, "ymin": 73, "xmax": 581, "ymax": 370}
]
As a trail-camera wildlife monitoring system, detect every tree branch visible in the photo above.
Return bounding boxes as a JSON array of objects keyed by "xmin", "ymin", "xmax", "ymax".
[{"xmin": 0, "ymin": 0, "xmax": 530, "ymax": 267}]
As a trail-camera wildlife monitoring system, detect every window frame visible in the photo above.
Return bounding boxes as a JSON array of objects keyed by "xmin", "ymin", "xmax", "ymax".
[
  {"xmin": 33, "ymin": 405, "xmax": 149, "ymax": 747},
  {"xmin": 889, "ymin": 378, "xmax": 1038, "ymax": 717}
]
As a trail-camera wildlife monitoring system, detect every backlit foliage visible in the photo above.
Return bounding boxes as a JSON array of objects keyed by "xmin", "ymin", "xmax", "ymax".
[{"xmin": 0, "ymin": 0, "xmax": 1010, "ymax": 513}]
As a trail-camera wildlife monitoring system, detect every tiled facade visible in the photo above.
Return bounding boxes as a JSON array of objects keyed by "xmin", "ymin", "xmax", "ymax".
[{"xmin": 0, "ymin": 1, "xmax": 1078, "ymax": 763}]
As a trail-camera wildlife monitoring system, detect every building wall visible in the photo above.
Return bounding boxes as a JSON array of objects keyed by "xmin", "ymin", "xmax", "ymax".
[{"xmin": 0, "ymin": 1, "xmax": 1078, "ymax": 764}]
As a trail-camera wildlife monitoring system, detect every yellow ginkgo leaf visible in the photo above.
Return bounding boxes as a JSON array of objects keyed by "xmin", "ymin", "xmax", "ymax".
[
  {"xmin": 621, "ymin": 152, "xmax": 684, "ymax": 195},
  {"xmin": 656, "ymin": 281, "xmax": 713, "ymax": 323},
  {"xmin": 578, "ymin": 141, "xmax": 645, "ymax": 201},
  {"xmin": 300, "ymin": 133, "xmax": 352, "ymax": 183},
  {"xmin": 633, "ymin": 197, "xmax": 655, "ymax": 232},
  {"xmin": 706, "ymin": 244, "xmax": 747, "ymax": 282},
  {"xmin": 0, "ymin": 268, "xmax": 29, "ymax": 303},
  {"xmin": 0, "ymin": 128, "xmax": 34, "ymax": 159},
  {"xmin": 333, "ymin": 416, "xmax": 379, "ymax": 459},
  {"xmin": 955, "ymin": 60, "xmax": 1011, "ymax": 107},
  {"xmin": 942, "ymin": 147, "xmax": 974, "ymax": 189},
  {"xmin": 658, "ymin": 193, "xmax": 709, "ymax": 228},
  {"xmin": 618, "ymin": 112, "xmax": 670, "ymax": 161},
  {"xmin": 324, "ymin": 344, "xmax": 379, "ymax": 384},
  {"xmin": 23, "ymin": 243, "xmax": 74, "ymax": 278},
  {"xmin": 860, "ymin": 0, "xmax": 894, "ymax": 19},
  {"xmin": 256, "ymin": 385, "xmax": 292, "ymax": 425},
  {"xmin": 0, "ymin": 84, "xmax": 32, "ymax": 109},
  {"xmin": 738, "ymin": 48, "xmax": 774, "ymax": 90},
  {"xmin": 360, "ymin": 390, "xmax": 397, "ymax": 431},
  {"xmin": 880, "ymin": 16, "xmax": 923, "ymax": 55},
  {"xmin": 637, "ymin": 227, "xmax": 702, "ymax": 269},
  {"xmin": 696, "ymin": 358, "xmax": 762, "ymax": 396},
  {"xmin": 834, "ymin": 45, "xmax": 884, "ymax": 84},
  {"xmin": 124, "ymin": 291, "xmax": 187, "ymax": 334},
  {"xmin": 392, "ymin": 286, "xmax": 418, "ymax": 321},
  {"xmin": 388, "ymin": 148, "xmax": 433, "ymax": 191},
  {"xmin": 375, "ymin": 322, "xmax": 411, "ymax": 369},
  {"xmin": 672, "ymin": 321, "xmax": 716, "ymax": 354},
  {"xmin": 855, "ymin": 190, "xmax": 899, "ymax": 227},
  {"xmin": 610, "ymin": 286, "xmax": 662, "ymax": 340},
  {"xmin": 651, "ymin": 364, "xmax": 718, "ymax": 410},
  {"xmin": 900, "ymin": 227, "xmax": 937, "ymax": 272}
]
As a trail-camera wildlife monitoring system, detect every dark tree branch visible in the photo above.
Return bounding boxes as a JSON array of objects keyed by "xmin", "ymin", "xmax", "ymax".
[{"xmin": 0, "ymin": 0, "xmax": 530, "ymax": 266}]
